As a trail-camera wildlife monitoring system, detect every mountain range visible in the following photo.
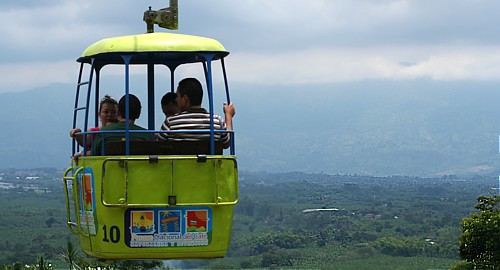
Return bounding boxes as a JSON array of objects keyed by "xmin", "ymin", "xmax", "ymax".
[{"xmin": 1, "ymin": 80, "xmax": 499, "ymax": 176}]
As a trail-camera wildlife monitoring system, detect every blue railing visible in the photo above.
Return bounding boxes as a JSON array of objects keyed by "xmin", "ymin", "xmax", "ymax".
[
  {"xmin": 71, "ymin": 51, "xmax": 235, "ymax": 158},
  {"xmin": 74, "ymin": 129, "xmax": 235, "ymax": 156}
]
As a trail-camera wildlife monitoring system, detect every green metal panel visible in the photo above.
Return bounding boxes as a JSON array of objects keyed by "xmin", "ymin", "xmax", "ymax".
[
  {"xmin": 64, "ymin": 155, "xmax": 237, "ymax": 259},
  {"xmin": 101, "ymin": 158, "xmax": 175, "ymax": 206},
  {"xmin": 174, "ymin": 159, "xmax": 217, "ymax": 204}
]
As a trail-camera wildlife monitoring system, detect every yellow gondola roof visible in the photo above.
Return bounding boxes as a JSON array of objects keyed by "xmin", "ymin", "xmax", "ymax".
[{"xmin": 78, "ymin": 32, "xmax": 229, "ymax": 65}]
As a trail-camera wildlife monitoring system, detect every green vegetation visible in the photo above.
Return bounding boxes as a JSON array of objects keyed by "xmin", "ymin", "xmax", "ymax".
[
  {"xmin": 0, "ymin": 168, "xmax": 496, "ymax": 269},
  {"xmin": 456, "ymin": 195, "xmax": 500, "ymax": 269},
  {"xmin": 0, "ymin": 170, "xmax": 67, "ymax": 267},
  {"xmin": 196, "ymin": 172, "xmax": 494, "ymax": 269}
]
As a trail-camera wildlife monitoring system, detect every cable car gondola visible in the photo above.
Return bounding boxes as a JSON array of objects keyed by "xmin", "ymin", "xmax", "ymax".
[{"xmin": 63, "ymin": 1, "xmax": 238, "ymax": 259}]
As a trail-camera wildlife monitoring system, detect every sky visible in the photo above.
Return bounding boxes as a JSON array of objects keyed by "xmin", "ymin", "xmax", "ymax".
[{"xmin": 1, "ymin": 0, "xmax": 500, "ymax": 93}]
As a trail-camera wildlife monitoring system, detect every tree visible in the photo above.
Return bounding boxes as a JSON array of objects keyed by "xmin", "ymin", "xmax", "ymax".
[
  {"xmin": 251, "ymin": 232, "xmax": 309, "ymax": 255},
  {"xmin": 261, "ymin": 250, "xmax": 293, "ymax": 267},
  {"xmin": 458, "ymin": 196, "xmax": 500, "ymax": 268},
  {"xmin": 58, "ymin": 241, "xmax": 80, "ymax": 270},
  {"xmin": 36, "ymin": 256, "xmax": 53, "ymax": 270}
]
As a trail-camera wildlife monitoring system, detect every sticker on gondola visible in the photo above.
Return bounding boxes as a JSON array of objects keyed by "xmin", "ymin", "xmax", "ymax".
[
  {"xmin": 125, "ymin": 207, "xmax": 211, "ymax": 248},
  {"xmin": 78, "ymin": 168, "xmax": 97, "ymax": 235}
]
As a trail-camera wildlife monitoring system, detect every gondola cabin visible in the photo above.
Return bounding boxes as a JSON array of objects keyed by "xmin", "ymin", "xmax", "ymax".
[{"xmin": 63, "ymin": 2, "xmax": 238, "ymax": 259}]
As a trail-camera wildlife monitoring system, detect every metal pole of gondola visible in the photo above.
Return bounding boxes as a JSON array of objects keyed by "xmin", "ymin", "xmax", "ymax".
[
  {"xmin": 221, "ymin": 58, "xmax": 235, "ymax": 155},
  {"xmin": 204, "ymin": 54, "xmax": 216, "ymax": 155},
  {"xmin": 147, "ymin": 63, "xmax": 155, "ymax": 130},
  {"xmin": 122, "ymin": 55, "xmax": 133, "ymax": 156}
]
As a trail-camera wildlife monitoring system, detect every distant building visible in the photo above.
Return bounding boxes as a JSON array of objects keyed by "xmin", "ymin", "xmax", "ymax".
[
  {"xmin": 303, "ymin": 208, "xmax": 339, "ymax": 213},
  {"xmin": 364, "ymin": 213, "xmax": 382, "ymax": 219}
]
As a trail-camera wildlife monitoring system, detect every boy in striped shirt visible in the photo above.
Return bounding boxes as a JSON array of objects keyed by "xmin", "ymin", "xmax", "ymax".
[{"xmin": 158, "ymin": 78, "xmax": 235, "ymax": 148}]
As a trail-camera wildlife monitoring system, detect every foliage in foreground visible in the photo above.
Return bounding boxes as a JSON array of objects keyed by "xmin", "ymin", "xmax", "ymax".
[
  {"xmin": 455, "ymin": 195, "xmax": 500, "ymax": 269},
  {"xmin": 0, "ymin": 241, "xmax": 165, "ymax": 270}
]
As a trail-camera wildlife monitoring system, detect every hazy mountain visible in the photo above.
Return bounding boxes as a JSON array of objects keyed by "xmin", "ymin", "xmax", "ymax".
[
  {"xmin": 0, "ymin": 84, "xmax": 74, "ymax": 169},
  {"xmin": 1, "ymin": 80, "xmax": 499, "ymax": 176},
  {"xmin": 233, "ymin": 80, "xmax": 500, "ymax": 176}
]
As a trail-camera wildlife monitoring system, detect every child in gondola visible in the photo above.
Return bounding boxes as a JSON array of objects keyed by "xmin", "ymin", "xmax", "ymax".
[{"xmin": 70, "ymin": 95, "xmax": 118, "ymax": 158}]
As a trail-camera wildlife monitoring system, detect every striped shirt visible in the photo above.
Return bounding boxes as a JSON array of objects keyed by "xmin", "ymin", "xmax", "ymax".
[{"xmin": 158, "ymin": 108, "xmax": 230, "ymax": 147}]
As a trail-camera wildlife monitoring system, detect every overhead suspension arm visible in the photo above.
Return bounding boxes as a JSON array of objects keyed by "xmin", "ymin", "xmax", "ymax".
[{"xmin": 143, "ymin": 0, "xmax": 178, "ymax": 33}]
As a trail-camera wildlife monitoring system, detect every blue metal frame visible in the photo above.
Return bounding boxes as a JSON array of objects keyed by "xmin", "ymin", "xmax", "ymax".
[
  {"xmin": 122, "ymin": 55, "xmax": 133, "ymax": 156},
  {"xmin": 71, "ymin": 51, "xmax": 235, "ymax": 157}
]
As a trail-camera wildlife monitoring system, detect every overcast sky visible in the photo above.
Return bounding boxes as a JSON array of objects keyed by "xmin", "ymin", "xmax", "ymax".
[{"xmin": 1, "ymin": 0, "xmax": 500, "ymax": 93}]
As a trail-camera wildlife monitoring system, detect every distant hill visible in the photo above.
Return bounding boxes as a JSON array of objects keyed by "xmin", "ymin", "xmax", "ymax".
[
  {"xmin": 1, "ymin": 80, "xmax": 499, "ymax": 176},
  {"xmin": 0, "ymin": 84, "xmax": 74, "ymax": 169},
  {"xmin": 233, "ymin": 80, "xmax": 500, "ymax": 176}
]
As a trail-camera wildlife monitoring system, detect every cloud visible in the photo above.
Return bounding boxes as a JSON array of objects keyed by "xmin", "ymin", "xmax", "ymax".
[
  {"xmin": 189, "ymin": 0, "xmax": 500, "ymax": 49},
  {"xmin": 0, "ymin": 60, "xmax": 76, "ymax": 92},
  {"xmin": 228, "ymin": 45, "xmax": 500, "ymax": 85},
  {"xmin": 3, "ymin": 43, "xmax": 500, "ymax": 93},
  {"xmin": 2, "ymin": 0, "xmax": 500, "ymax": 92},
  {"xmin": 0, "ymin": 2, "xmax": 91, "ymax": 62},
  {"xmin": 0, "ymin": 0, "xmax": 149, "ymax": 62}
]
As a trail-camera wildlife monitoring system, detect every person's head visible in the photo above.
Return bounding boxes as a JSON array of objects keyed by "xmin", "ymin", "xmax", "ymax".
[
  {"xmin": 118, "ymin": 94, "xmax": 142, "ymax": 121},
  {"xmin": 98, "ymin": 95, "xmax": 118, "ymax": 125},
  {"xmin": 176, "ymin": 78, "xmax": 203, "ymax": 110},
  {"xmin": 161, "ymin": 92, "xmax": 180, "ymax": 117}
]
